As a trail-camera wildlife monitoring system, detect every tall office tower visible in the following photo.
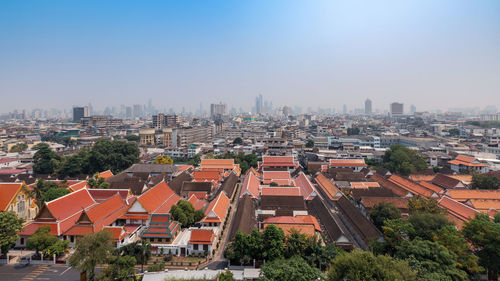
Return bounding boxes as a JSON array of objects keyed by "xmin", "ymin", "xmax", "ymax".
[
  {"xmin": 410, "ymin": 104, "xmax": 416, "ymax": 115},
  {"xmin": 210, "ymin": 102, "xmax": 226, "ymax": 119},
  {"xmin": 390, "ymin": 102, "xmax": 404, "ymax": 115},
  {"xmin": 255, "ymin": 94, "xmax": 263, "ymax": 114},
  {"xmin": 133, "ymin": 104, "xmax": 142, "ymax": 118},
  {"xmin": 73, "ymin": 106, "xmax": 89, "ymax": 123},
  {"xmin": 365, "ymin": 99, "xmax": 372, "ymax": 115},
  {"xmin": 125, "ymin": 106, "xmax": 133, "ymax": 119},
  {"xmin": 343, "ymin": 104, "xmax": 347, "ymax": 114}
]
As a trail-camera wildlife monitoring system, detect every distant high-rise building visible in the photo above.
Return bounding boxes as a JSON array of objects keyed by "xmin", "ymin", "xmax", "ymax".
[
  {"xmin": 343, "ymin": 104, "xmax": 347, "ymax": 114},
  {"xmin": 73, "ymin": 106, "xmax": 89, "ymax": 123},
  {"xmin": 410, "ymin": 104, "xmax": 416, "ymax": 115},
  {"xmin": 365, "ymin": 99, "xmax": 372, "ymax": 115},
  {"xmin": 390, "ymin": 102, "xmax": 404, "ymax": 115},
  {"xmin": 210, "ymin": 102, "xmax": 226, "ymax": 119},
  {"xmin": 255, "ymin": 94, "xmax": 263, "ymax": 114},
  {"xmin": 133, "ymin": 104, "xmax": 142, "ymax": 118},
  {"xmin": 152, "ymin": 113, "xmax": 182, "ymax": 128},
  {"xmin": 125, "ymin": 106, "xmax": 133, "ymax": 119}
]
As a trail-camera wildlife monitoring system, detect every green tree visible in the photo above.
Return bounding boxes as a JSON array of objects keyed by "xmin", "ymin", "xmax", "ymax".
[
  {"xmin": 32, "ymin": 180, "xmax": 68, "ymax": 207},
  {"xmin": 472, "ymin": 173, "xmax": 500, "ymax": 189},
  {"xmin": 224, "ymin": 230, "xmax": 263, "ymax": 264},
  {"xmin": 262, "ymin": 225, "xmax": 285, "ymax": 261},
  {"xmin": 118, "ymin": 240, "xmax": 151, "ymax": 272},
  {"xmin": 328, "ymin": 249, "xmax": 417, "ymax": 281},
  {"xmin": 260, "ymin": 256, "xmax": 320, "ymax": 281},
  {"xmin": 42, "ymin": 188, "xmax": 70, "ymax": 203},
  {"xmin": 305, "ymin": 139, "xmax": 314, "ymax": 148},
  {"xmin": 170, "ymin": 201, "xmax": 204, "ymax": 227},
  {"xmin": 284, "ymin": 229, "xmax": 309, "ymax": 259},
  {"xmin": 303, "ymin": 238, "xmax": 339, "ymax": 270},
  {"xmin": 370, "ymin": 202, "xmax": 402, "ymax": 230},
  {"xmin": 57, "ymin": 154, "xmax": 84, "ymax": 177},
  {"xmin": 218, "ymin": 269, "xmax": 236, "ymax": 281},
  {"xmin": 98, "ymin": 255, "xmax": 136, "ymax": 281},
  {"xmin": 187, "ymin": 154, "xmax": 201, "ymax": 167},
  {"xmin": 26, "ymin": 226, "xmax": 58, "ymax": 255},
  {"xmin": 434, "ymin": 225, "xmax": 482, "ymax": 275},
  {"xmin": 69, "ymin": 231, "xmax": 114, "ymax": 281},
  {"xmin": 395, "ymin": 238, "xmax": 468, "ymax": 281},
  {"xmin": 33, "ymin": 143, "xmax": 62, "ymax": 174},
  {"xmin": 123, "ymin": 135, "xmax": 140, "ymax": 142},
  {"xmin": 87, "ymin": 173, "xmax": 110, "ymax": 189},
  {"xmin": 82, "ymin": 139, "xmax": 140, "ymax": 174},
  {"xmin": 45, "ymin": 240, "xmax": 70, "ymax": 256},
  {"xmin": 10, "ymin": 143, "xmax": 28, "ymax": 152},
  {"xmin": 382, "ymin": 144, "xmax": 428, "ymax": 176},
  {"xmin": 408, "ymin": 212, "xmax": 453, "ymax": 241},
  {"xmin": 232, "ymin": 137, "xmax": 243, "ymax": 145},
  {"xmin": 462, "ymin": 213, "xmax": 500, "ymax": 280},
  {"xmin": 408, "ymin": 197, "xmax": 445, "ymax": 215},
  {"xmin": 0, "ymin": 211, "xmax": 24, "ymax": 256}
]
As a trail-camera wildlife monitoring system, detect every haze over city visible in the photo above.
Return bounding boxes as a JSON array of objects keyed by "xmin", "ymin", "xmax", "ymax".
[{"xmin": 1, "ymin": 0, "xmax": 500, "ymax": 113}]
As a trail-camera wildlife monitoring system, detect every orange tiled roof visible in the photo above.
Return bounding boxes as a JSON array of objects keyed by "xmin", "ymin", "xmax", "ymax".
[
  {"xmin": 0, "ymin": 183, "xmax": 22, "ymax": 211},
  {"xmin": 439, "ymin": 196, "xmax": 479, "ymax": 228},
  {"xmin": 293, "ymin": 172, "xmax": 317, "ymax": 200},
  {"xmin": 350, "ymin": 182, "xmax": 380, "ymax": 189},
  {"xmin": 176, "ymin": 164, "xmax": 194, "ymax": 172},
  {"xmin": 370, "ymin": 173, "xmax": 411, "ymax": 198},
  {"xmin": 188, "ymin": 194, "xmax": 207, "ymax": 210},
  {"xmin": 329, "ymin": 159, "xmax": 367, "ymax": 167},
  {"xmin": 240, "ymin": 170, "xmax": 260, "ymax": 198},
  {"xmin": 137, "ymin": 181, "xmax": 180, "ymax": 214},
  {"xmin": 263, "ymin": 215, "xmax": 321, "ymax": 236},
  {"xmin": 263, "ymin": 171, "xmax": 292, "ymax": 184},
  {"xmin": 448, "ymin": 155, "xmax": 486, "ymax": 167},
  {"xmin": 388, "ymin": 175, "xmax": 436, "ymax": 198},
  {"xmin": 418, "ymin": 181, "xmax": 444, "ymax": 194},
  {"xmin": 466, "ymin": 199, "xmax": 500, "ymax": 213},
  {"xmin": 261, "ymin": 187, "xmax": 301, "ymax": 197},
  {"xmin": 67, "ymin": 181, "xmax": 88, "ymax": 192},
  {"xmin": 192, "ymin": 171, "xmax": 222, "ymax": 182},
  {"xmin": 189, "ymin": 229, "xmax": 214, "ymax": 244},
  {"xmin": 202, "ymin": 192, "xmax": 230, "ymax": 224},
  {"xmin": 314, "ymin": 173, "xmax": 342, "ymax": 200},
  {"xmin": 446, "ymin": 189, "xmax": 500, "ymax": 202},
  {"xmin": 98, "ymin": 170, "xmax": 114, "ymax": 179},
  {"xmin": 409, "ymin": 174, "xmax": 435, "ymax": 182},
  {"xmin": 200, "ymin": 159, "xmax": 241, "ymax": 176},
  {"xmin": 261, "ymin": 156, "xmax": 296, "ymax": 166}
]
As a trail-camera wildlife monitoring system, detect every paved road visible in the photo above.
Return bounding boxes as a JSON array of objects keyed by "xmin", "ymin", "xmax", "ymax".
[{"xmin": 0, "ymin": 265, "xmax": 81, "ymax": 281}]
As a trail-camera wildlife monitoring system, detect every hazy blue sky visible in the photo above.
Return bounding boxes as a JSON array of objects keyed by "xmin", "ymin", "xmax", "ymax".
[{"xmin": 1, "ymin": 0, "xmax": 500, "ymax": 113}]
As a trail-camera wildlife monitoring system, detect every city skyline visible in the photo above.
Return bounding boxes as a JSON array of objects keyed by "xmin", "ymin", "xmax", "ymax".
[{"xmin": 1, "ymin": 1, "xmax": 500, "ymax": 113}]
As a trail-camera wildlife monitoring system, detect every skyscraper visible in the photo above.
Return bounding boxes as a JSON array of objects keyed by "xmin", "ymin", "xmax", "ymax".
[
  {"xmin": 210, "ymin": 102, "xmax": 226, "ymax": 119},
  {"xmin": 255, "ymin": 94, "xmax": 263, "ymax": 114},
  {"xmin": 73, "ymin": 106, "xmax": 89, "ymax": 123},
  {"xmin": 390, "ymin": 102, "xmax": 404, "ymax": 115},
  {"xmin": 410, "ymin": 104, "xmax": 416, "ymax": 115},
  {"xmin": 365, "ymin": 99, "xmax": 372, "ymax": 115}
]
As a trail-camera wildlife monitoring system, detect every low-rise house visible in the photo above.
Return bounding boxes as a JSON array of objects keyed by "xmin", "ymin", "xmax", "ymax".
[
  {"xmin": 329, "ymin": 159, "xmax": 367, "ymax": 172},
  {"xmin": 142, "ymin": 214, "xmax": 181, "ymax": 253},
  {"xmin": 262, "ymin": 215, "xmax": 321, "ymax": 237},
  {"xmin": 188, "ymin": 229, "xmax": 215, "ymax": 256},
  {"xmin": 0, "ymin": 182, "xmax": 38, "ymax": 221},
  {"xmin": 449, "ymin": 155, "xmax": 488, "ymax": 173}
]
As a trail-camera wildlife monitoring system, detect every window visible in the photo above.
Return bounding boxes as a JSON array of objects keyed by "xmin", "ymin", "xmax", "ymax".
[
  {"xmin": 20, "ymin": 238, "xmax": 25, "ymax": 245},
  {"xmin": 17, "ymin": 201, "xmax": 25, "ymax": 214},
  {"xmin": 70, "ymin": 236, "xmax": 74, "ymax": 243}
]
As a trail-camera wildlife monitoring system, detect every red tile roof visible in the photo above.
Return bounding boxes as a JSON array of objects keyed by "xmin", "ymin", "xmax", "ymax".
[
  {"xmin": 329, "ymin": 159, "xmax": 367, "ymax": 167},
  {"xmin": 448, "ymin": 155, "xmax": 486, "ymax": 167},
  {"xmin": 263, "ymin": 215, "xmax": 321, "ymax": 236},
  {"xmin": 350, "ymin": 182, "xmax": 380, "ymax": 189},
  {"xmin": 192, "ymin": 171, "xmax": 222, "ymax": 183},
  {"xmin": 370, "ymin": 173, "xmax": 411, "ymax": 198},
  {"xmin": 293, "ymin": 172, "xmax": 317, "ymax": 200},
  {"xmin": 314, "ymin": 173, "xmax": 342, "ymax": 201},
  {"xmin": 98, "ymin": 170, "xmax": 114, "ymax": 179},
  {"xmin": 438, "ymin": 196, "xmax": 479, "ymax": 228},
  {"xmin": 240, "ymin": 170, "xmax": 260, "ymax": 198},
  {"xmin": 263, "ymin": 171, "xmax": 292, "ymax": 184},
  {"xmin": 388, "ymin": 175, "xmax": 437, "ymax": 198},
  {"xmin": 189, "ymin": 229, "xmax": 214, "ymax": 244},
  {"xmin": 88, "ymin": 189, "xmax": 129, "ymax": 202},
  {"xmin": 137, "ymin": 181, "xmax": 180, "ymax": 214},
  {"xmin": 67, "ymin": 181, "xmax": 88, "ymax": 192},
  {"xmin": 261, "ymin": 187, "xmax": 301, "ymax": 197},
  {"xmin": 202, "ymin": 192, "xmax": 230, "ymax": 224},
  {"xmin": 261, "ymin": 156, "xmax": 296, "ymax": 166},
  {"xmin": 188, "ymin": 194, "xmax": 207, "ymax": 210},
  {"xmin": 0, "ymin": 183, "xmax": 22, "ymax": 211},
  {"xmin": 446, "ymin": 189, "xmax": 500, "ymax": 202}
]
